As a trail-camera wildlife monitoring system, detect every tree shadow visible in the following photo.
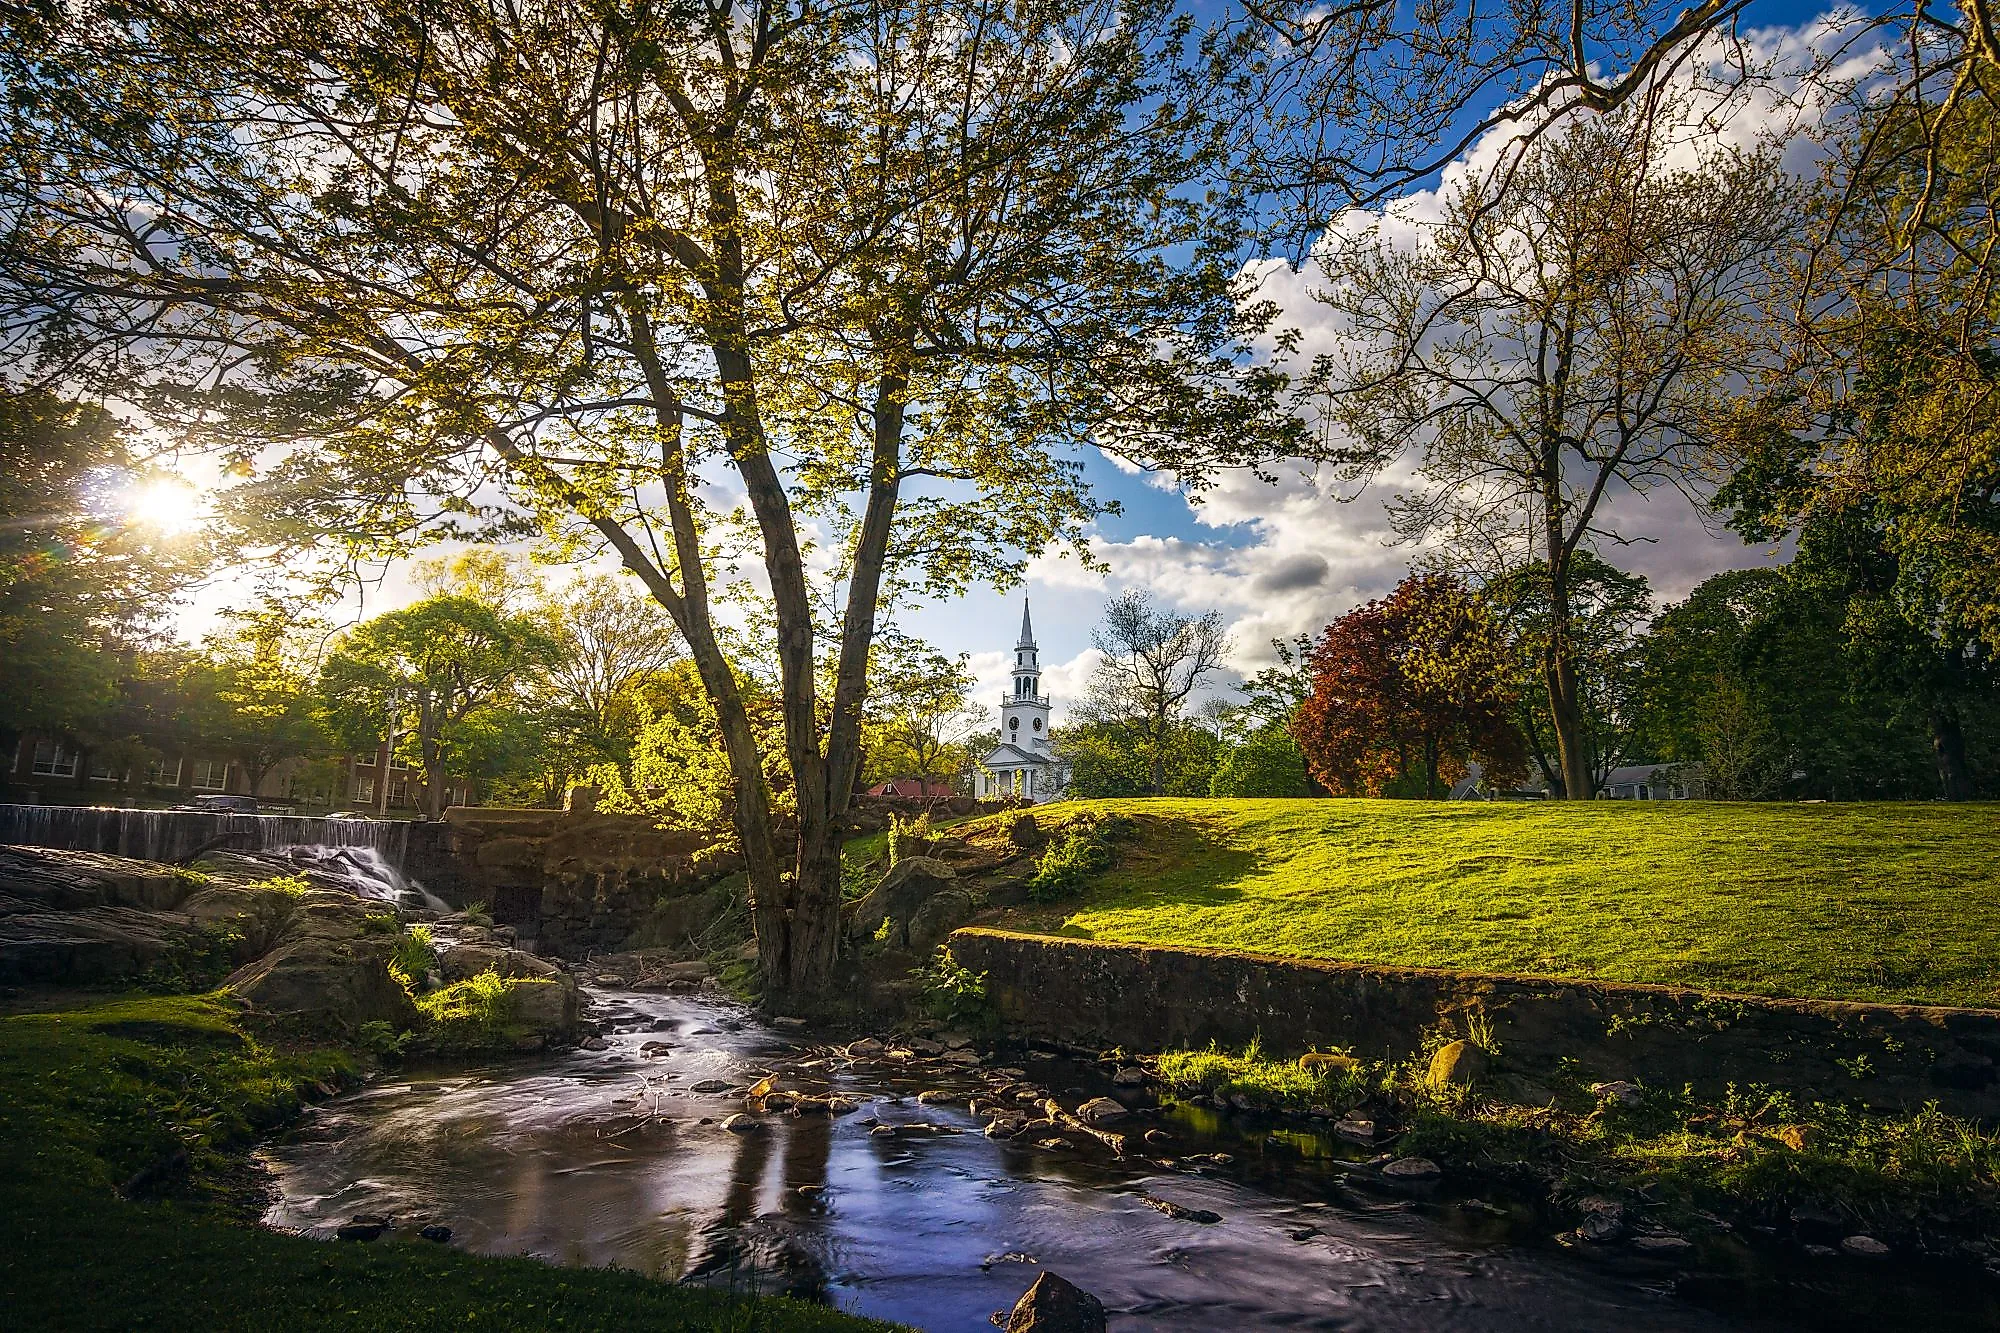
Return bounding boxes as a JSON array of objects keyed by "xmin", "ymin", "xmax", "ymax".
[{"xmin": 1075, "ymin": 815, "xmax": 1260, "ymax": 914}]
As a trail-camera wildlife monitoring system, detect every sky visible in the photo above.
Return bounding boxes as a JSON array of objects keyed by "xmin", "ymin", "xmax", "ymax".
[{"xmin": 165, "ymin": 0, "xmax": 1870, "ymax": 725}]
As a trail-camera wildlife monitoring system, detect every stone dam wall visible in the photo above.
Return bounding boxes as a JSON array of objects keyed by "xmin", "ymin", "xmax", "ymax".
[{"xmin": 947, "ymin": 928, "xmax": 2000, "ymax": 1120}]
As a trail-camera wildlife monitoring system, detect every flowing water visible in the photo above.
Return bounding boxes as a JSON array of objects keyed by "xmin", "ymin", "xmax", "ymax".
[
  {"xmin": 260, "ymin": 989, "xmax": 2000, "ymax": 1331},
  {"xmin": 0, "ymin": 803, "xmax": 445, "ymax": 911}
]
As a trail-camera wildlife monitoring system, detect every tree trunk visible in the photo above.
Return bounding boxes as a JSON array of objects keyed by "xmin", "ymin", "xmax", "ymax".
[
  {"xmin": 1423, "ymin": 734, "xmax": 1440, "ymax": 799},
  {"xmin": 1542, "ymin": 524, "xmax": 1594, "ymax": 800},
  {"xmin": 418, "ymin": 689, "xmax": 446, "ymax": 820},
  {"xmin": 1932, "ymin": 708, "xmax": 1974, "ymax": 801}
]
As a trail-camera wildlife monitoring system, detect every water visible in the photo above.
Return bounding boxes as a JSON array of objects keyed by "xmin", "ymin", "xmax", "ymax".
[
  {"xmin": 0, "ymin": 803, "xmax": 411, "ymax": 866},
  {"xmin": 261, "ymin": 990, "xmax": 2000, "ymax": 1331},
  {"xmin": 0, "ymin": 803, "xmax": 448, "ymax": 913}
]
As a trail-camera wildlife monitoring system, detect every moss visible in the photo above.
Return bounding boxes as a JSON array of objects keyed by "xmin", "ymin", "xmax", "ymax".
[{"xmin": 0, "ymin": 992, "xmax": 902, "ymax": 1332}]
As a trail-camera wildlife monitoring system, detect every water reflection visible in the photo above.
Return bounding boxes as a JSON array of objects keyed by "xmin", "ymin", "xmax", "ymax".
[{"xmin": 262, "ymin": 989, "xmax": 2000, "ymax": 1331}]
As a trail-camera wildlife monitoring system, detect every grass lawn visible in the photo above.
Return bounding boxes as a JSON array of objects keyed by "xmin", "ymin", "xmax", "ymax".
[
  {"xmin": 993, "ymin": 797, "xmax": 2000, "ymax": 1009},
  {"xmin": 0, "ymin": 992, "xmax": 900, "ymax": 1332}
]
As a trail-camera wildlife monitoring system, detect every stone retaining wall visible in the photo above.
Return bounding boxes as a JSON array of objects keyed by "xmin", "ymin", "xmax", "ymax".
[
  {"xmin": 947, "ymin": 928, "xmax": 2000, "ymax": 1119},
  {"xmin": 421, "ymin": 809, "xmax": 737, "ymax": 956}
]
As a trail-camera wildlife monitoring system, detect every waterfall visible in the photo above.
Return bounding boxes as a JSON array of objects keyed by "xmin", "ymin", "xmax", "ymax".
[{"xmin": 0, "ymin": 804, "xmax": 412, "ymax": 866}]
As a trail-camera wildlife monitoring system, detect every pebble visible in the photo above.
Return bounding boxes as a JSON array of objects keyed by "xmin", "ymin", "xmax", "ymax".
[
  {"xmin": 721, "ymin": 1113, "xmax": 758, "ymax": 1133},
  {"xmin": 689, "ymin": 1078, "xmax": 732, "ymax": 1093},
  {"xmin": 1842, "ymin": 1235, "xmax": 1891, "ymax": 1257}
]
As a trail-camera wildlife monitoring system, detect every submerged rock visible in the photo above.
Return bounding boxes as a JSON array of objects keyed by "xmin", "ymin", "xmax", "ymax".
[
  {"xmin": 335, "ymin": 1214, "xmax": 391, "ymax": 1241},
  {"xmin": 721, "ymin": 1113, "xmax": 758, "ymax": 1133},
  {"xmin": 1138, "ymin": 1193, "xmax": 1221, "ymax": 1224},
  {"xmin": 1075, "ymin": 1097, "xmax": 1126, "ymax": 1125},
  {"xmin": 1842, "ymin": 1235, "xmax": 1891, "ymax": 1257},
  {"xmin": 1004, "ymin": 1271, "xmax": 1105, "ymax": 1333}
]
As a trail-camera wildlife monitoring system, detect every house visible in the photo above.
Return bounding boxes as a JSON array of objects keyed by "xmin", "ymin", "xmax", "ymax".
[
  {"xmin": 3, "ymin": 729, "xmax": 472, "ymax": 813},
  {"xmin": 975, "ymin": 601, "xmax": 1058, "ymax": 803},
  {"xmin": 1595, "ymin": 763, "xmax": 1698, "ymax": 801}
]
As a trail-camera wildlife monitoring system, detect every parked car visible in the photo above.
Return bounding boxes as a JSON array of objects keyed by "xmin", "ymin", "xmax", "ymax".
[{"xmin": 172, "ymin": 793, "xmax": 262, "ymax": 814}]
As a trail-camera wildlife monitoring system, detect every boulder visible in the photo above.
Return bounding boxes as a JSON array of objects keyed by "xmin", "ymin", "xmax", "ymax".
[
  {"xmin": 504, "ymin": 977, "xmax": 581, "ymax": 1047},
  {"xmin": 1075, "ymin": 1097, "xmax": 1127, "ymax": 1126},
  {"xmin": 1426, "ymin": 1040, "xmax": 1489, "ymax": 1091},
  {"xmin": 1005, "ymin": 1272, "xmax": 1106, "ymax": 1333},
  {"xmin": 850, "ymin": 856, "xmax": 957, "ymax": 947},
  {"xmin": 223, "ymin": 898, "xmax": 419, "ymax": 1032}
]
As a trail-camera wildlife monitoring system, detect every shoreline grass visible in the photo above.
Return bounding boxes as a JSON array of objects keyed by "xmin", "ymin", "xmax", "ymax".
[
  {"xmin": 0, "ymin": 991, "xmax": 901, "ymax": 1332},
  {"xmin": 973, "ymin": 797, "xmax": 2000, "ymax": 1009}
]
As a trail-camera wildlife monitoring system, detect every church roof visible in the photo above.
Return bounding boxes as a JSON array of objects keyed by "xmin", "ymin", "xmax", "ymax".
[
  {"xmin": 1016, "ymin": 599, "xmax": 1035, "ymax": 648},
  {"xmin": 984, "ymin": 742, "xmax": 1048, "ymax": 768}
]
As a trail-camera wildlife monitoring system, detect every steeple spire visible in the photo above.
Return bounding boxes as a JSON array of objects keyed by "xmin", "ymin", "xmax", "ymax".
[{"xmin": 1016, "ymin": 598, "xmax": 1035, "ymax": 647}]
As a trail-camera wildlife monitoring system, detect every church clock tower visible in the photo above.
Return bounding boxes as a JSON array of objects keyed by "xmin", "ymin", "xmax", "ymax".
[{"xmin": 1000, "ymin": 601, "xmax": 1052, "ymax": 758}]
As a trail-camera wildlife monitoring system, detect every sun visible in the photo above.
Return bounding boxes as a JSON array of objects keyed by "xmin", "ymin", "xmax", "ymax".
[{"xmin": 123, "ymin": 475, "xmax": 204, "ymax": 536}]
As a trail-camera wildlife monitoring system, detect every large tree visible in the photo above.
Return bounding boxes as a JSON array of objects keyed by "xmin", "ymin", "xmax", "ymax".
[
  {"xmin": 318, "ymin": 596, "xmax": 556, "ymax": 819},
  {"xmin": 0, "ymin": 389, "xmax": 193, "ymax": 748},
  {"xmin": 1292, "ymin": 574, "xmax": 1527, "ymax": 798},
  {"xmin": 1305, "ymin": 100, "xmax": 1790, "ymax": 798},
  {"xmin": 4, "ymin": 0, "xmax": 1289, "ymax": 995},
  {"xmin": 1077, "ymin": 591, "xmax": 1230, "ymax": 796}
]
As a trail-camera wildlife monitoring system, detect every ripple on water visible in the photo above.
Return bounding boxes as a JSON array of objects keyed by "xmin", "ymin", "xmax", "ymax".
[{"xmin": 262, "ymin": 988, "xmax": 1999, "ymax": 1332}]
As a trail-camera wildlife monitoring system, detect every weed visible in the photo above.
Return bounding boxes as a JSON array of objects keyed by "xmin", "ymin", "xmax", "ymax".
[
  {"xmin": 388, "ymin": 924, "xmax": 438, "ymax": 991},
  {"xmin": 360, "ymin": 912, "xmax": 398, "ymax": 935},
  {"xmin": 1027, "ymin": 814, "xmax": 1128, "ymax": 902},
  {"xmin": 912, "ymin": 946, "xmax": 989, "ymax": 1026},
  {"xmin": 1157, "ymin": 1041, "xmax": 1370, "ymax": 1112}
]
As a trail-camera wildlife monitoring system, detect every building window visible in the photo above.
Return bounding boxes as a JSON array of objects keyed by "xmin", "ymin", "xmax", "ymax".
[
  {"xmin": 88, "ymin": 756, "xmax": 126, "ymax": 782},
  {"xmin": 190, "ymin": 758, "xmax": 231, "ymax": 791},
  {"xmin": 30, "ymin": 740, "xmax": 77, "ymax": 778},
  {"xmin": 1033, "ymin": 717, "xmax": 1043, "ymax": 731},
  {"xmin": 390, "ymin": 779, "xmax": 409, "ymax": 805},
  {"xmin": 146, "ymin": 756, "xmax": 183, "ymax": 786},
  {"xmin": 354, "ymin": 777, "xmax": 375, "ymax": 803}
]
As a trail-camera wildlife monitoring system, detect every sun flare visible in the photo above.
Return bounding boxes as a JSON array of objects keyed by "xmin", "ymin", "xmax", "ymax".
[{"xmin": 123, "ymin": 476, "xmax": 203, "ymax": 536}]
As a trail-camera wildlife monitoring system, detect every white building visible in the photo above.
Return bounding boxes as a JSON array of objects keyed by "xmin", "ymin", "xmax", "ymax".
[{"xmin": 976, "ymin": 601, "xmax": 1057, "ymax": 802}]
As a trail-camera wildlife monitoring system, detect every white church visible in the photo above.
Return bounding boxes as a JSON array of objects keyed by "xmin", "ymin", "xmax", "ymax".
[{"xmin": 975, "ymin": 601, "xmax": 1059, "ymax": 802}]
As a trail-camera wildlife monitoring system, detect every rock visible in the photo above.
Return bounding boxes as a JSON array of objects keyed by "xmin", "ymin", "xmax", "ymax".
[
  {"xmin": 1075, "ymin": 1097, "xmax": 1127, "ymax": 1125},
  {"xmin": 690, "ymin": 1078, "xmax": 732, "ymax": 1093},
  {"xmin": 1380, "ymin": 1157, "xmax": 1442, "ymax": 1186},
  {"xmin": 1842, "ymin": 1235, "xmax": 1891, "ymax": 1257},
  {"xmin": 849, "ymin": 856, "xmax": 958, "ymax": 947},
  {"xmin": 916, "ymin": 1090, "xmax": 959, "ymax": 1105},
  {"xmin": 581, "ymin": 1035, "xmax": 609, "ymax": 1051},
  {"xmin": 846, "ymin": 1038, "xmax": 887, "ymax": 1057},
  {"xmin": 1004, "ymin": 1271, "xmax": 1105, "ymax": 1333},
  {"xmin": 942, "ymin": 1032, "xmax": 974, "ymax": 1050},
  {"xmin": 336, "ymin": 1214, "xmax": 391, "ymax": 1241},
  {"xmin": 1111, "ymin": 1067, "xmax": 1147, "ymax": 1087},
  {"xmin": 1331, "ymin": 1113, "xmax": 1376, "ymax": 1144},
  {"xmin": 907, "ymin": 1037, "xmax": 944, "ymax": 1056},
  {"xmin": 1632, "ymin": 1235, "xmax": 1693, "ymax": 1255},
  {"xmin": 721, "ymin": 1113, "xmax": 758, "ymax": 1133},
  {"xmin": 1298, "ymin": 1052, "xmax": 1358, "ymax": 1074},
  {"xmin": 1139, "ymin": 1193, "xmax": 1222, "ymax": 1224},
  {"xmin": 1289, "ymin": 1225, "xmax": 1321, "ymax": 1242},
  {"xmin": 419, "ymin": 1224, "xmax": 453, "ymax": 1243},
  {"xmin": 1425, "ymin": 1040, "xmax": 1488, "ymax": 1091},
  {"xmin": 640, "ymin": 1040, "xmax": 673, "ymax": 1056},
  {"xmin": 1590, "ymin": 1080, "xmax": 1645, "ymax": 1109},
  {"xmin": 1576, "ymin": 1197, "xmax": 1626, "ymax": 1243},
  {"xmin": 1458, "ymin": 1198, "xmax": 1508, "ymax": 1217},
  {"xmin": 1804, "ymin": 1244, "xmax": 1839, "ymax": 1258},
  {"xmin": 1142, "ymin": 1129, "xmax": 1172, "ymax": 1149}
]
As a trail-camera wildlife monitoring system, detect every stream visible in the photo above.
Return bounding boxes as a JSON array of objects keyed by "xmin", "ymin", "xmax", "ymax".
[{"xmin": 261, "ymin": 988, "xmax": 2000, "ymax": 1331}]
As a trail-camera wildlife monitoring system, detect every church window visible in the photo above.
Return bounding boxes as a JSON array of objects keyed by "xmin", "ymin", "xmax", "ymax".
[
  {"xmin": 1033, "ymin": 718, "xmax": 1042, "ymax": 731},
  {"xmin": 1009, "ymin": 717, "xmax": 1019, "ymax": 731}
]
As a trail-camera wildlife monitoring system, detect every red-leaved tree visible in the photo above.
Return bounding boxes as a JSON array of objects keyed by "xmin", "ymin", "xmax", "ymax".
[{"xmin": 1292, "ymin": 575, "xmax": 1528, "ymax": 798}]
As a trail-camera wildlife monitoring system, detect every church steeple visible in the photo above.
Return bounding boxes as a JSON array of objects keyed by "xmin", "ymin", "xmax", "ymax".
[
  {"xmin": 1017, "ymin": 599, "xmax": 1035, "ymax": 648},
  {"xmin": 1010, "ymin": 599, "xmax": 1040, "ymax": 701}
]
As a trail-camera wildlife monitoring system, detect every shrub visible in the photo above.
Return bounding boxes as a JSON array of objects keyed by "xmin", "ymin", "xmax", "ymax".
[
  {"xmin": 250, "ymin": 874, "xmax": 313, "ymax": 897},
  {"xmin": 1026, "ymin": 814, "xmax": 1131, "ymax": 902},
  {"xmin": 388, "ymin": 925, "xmax": 438, "ymax": 991},
  {"xmin": 912, "ymin": 946, "xmax": 989, "ymax": 1026},
  {"xmin": 413, "ymin": 968, "xmax": 537, "ymax": 1050}
]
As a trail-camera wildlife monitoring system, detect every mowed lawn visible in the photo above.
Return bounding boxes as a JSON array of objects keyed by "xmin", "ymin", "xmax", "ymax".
[{"xmin": 1009, "ymin": 798, "xmax": 2000, "ymax": 1009}]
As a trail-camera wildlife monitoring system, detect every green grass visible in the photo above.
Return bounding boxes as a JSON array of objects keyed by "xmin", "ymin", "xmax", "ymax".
[
  {"xmin": 1157, "ymin": 1041, "xmax": 1370, "ymax": 1112},
  {"xmin": 986, "ymin": 797, "xmax": 2000, "ymax": 1009},
  {"xmin": 0, "ymin": 992, "xmax": 901, "ymax": 1332}
]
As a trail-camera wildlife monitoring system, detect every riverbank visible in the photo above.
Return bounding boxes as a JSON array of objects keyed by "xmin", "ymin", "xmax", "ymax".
[{"xmin": 0, "ymin": 990, "xmax": 901, "ymax": 1332}]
